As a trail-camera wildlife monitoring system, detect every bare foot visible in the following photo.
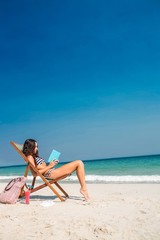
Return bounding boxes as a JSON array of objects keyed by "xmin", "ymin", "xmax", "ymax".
[{"xmin": 80, "ymin": 188, "xmax": 91, "ymax": 201}]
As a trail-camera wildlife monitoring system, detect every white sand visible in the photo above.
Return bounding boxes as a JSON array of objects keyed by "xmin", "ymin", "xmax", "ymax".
[{"xmin": 0, "ymin": 183, "xmax": 160, "ymax": 240}]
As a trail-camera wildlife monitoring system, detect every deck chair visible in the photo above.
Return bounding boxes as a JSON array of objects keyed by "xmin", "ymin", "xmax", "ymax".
[{"xmin": 10, "ymin": 141, "xmax": 69, "ymax": 201}]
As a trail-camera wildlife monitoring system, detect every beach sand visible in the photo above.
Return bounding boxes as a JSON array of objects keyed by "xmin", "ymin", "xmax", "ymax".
[{"xmin": 0, "ymin": 183, "xmax": 160, "ymax": 240}]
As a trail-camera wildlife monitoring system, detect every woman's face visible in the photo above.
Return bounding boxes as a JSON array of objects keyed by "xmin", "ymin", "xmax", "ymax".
[{"xmin": 34, "ymin": 142, "xmax": 38, "ymax": 155}]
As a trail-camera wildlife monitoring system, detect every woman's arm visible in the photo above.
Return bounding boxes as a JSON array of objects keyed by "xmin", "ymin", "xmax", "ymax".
[
  {"xmin": 27, "ymin": 155, "xmax": 56, "ymax": 175},
  {"xmin": 36, "ymin": 162, "xmax": 55, "ymax": 175}
]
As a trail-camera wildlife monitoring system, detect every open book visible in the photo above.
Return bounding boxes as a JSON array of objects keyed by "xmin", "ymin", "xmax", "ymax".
[{"xmin": 47, "ymin": 149, "xmax": 61, "ymax": 163}]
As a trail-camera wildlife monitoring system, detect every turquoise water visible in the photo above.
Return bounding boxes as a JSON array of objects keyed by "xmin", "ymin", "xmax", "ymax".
[
  {"xmin": 0, "ymin": 155, "xmax": 160, "ymax": 183},
  {"xmin": 84, "ymin": 155, "xmax": 160, "ymax": 176}
]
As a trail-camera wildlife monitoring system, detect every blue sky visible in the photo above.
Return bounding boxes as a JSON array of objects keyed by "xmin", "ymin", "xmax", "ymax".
[{"xmin": 0, "ymin": 0, "xmax": 160, "ymax": 166}]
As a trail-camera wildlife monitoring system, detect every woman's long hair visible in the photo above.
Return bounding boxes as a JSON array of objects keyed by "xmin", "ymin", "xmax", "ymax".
[{"xmin": 22, "ymin": 139, "xmax": 38, "ymax": 157}]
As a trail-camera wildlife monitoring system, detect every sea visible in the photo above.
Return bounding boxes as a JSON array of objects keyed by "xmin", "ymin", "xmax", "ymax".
[{"xmin": 0, "ymin": 154, "xmax": 160, "ymax": 183}]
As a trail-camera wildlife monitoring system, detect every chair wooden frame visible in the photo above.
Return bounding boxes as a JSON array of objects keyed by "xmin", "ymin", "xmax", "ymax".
[{"xmin": 10, "ymin": 141, "xmax": 69, "ymax": 201}]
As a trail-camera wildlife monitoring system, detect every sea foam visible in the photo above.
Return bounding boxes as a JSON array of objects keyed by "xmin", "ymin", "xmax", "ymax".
[{"xmin": 1, "ymin": 175, "xmax": 160, "ymax": 183}]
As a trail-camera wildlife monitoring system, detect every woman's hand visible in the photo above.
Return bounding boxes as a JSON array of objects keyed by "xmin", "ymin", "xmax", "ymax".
[
  {"xmin": 49, "ymin": 160, "xmax": 59, "ymax": 168},
  {"xmin": 54, "ymin": 159, "xmax": 59, "ymax": 164},
  {"xmin": 49, "ymin": 161, "xmax": 55, "ymax": 168}
]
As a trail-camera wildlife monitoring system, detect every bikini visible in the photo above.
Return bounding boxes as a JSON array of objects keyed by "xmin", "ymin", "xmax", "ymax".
[
  {"xmin": 35, "ymin": 156, "xmax": 45, "ymax": 165},
  {"xmin": 35, "ymin": 156, "xmax": 54, "ymax": 178}
]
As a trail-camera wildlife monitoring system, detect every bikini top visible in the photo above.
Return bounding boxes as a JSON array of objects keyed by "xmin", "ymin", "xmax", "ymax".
[{"xmin": 35, "ymin": 156, "xmax": 45, "ymax": 165}]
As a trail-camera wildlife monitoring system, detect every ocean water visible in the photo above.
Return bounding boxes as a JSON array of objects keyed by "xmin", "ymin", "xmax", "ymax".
[{"xmin": 0, "ymin": 155, "xmax": 160, "ymax": 183}]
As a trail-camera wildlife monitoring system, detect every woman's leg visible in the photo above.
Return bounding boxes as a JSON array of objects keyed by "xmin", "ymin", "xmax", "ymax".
[{"xmin": 49, "ymin": 160, "xmax": 90, "ymax": 201}]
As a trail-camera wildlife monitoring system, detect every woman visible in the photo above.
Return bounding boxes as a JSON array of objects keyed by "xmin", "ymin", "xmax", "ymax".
[{"xmin": 22, "ymin": 139, "xmax": 90, "ymax": 201}]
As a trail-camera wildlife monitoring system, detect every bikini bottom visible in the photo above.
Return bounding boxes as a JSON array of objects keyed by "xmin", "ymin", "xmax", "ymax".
[{"xmin": 43, "ymin": 168, "xmax": 55, "ymax": 178}]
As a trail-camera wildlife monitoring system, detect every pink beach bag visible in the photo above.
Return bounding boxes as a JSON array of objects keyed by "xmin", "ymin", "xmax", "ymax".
[{"xmin": 0, "ymin": 177, "xmax": 26, "ymax": 204}]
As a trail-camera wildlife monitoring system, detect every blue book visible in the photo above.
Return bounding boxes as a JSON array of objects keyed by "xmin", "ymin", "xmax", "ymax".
[{"xmin": 47, "ymin": 149, "xmax": 61, "ymax": 163}]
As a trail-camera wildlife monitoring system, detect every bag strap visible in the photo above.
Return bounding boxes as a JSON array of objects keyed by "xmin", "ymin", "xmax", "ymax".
[{"xmin": 5, "ymin": 177, "xmax": 22, "ymax": 191}]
